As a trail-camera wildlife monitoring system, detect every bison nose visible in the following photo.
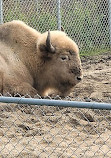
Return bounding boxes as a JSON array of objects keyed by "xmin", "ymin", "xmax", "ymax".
[{"xmin": 77, "ymin": 76, "xmax": 82, "ymax": 81}]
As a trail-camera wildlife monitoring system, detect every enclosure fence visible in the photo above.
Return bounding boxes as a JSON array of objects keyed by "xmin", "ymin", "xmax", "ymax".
[
  {"xmin": 0, "ymin": 95, "xmax": 111, "ymax": 157},
  {"xmin": 0, "ymin": 0, "xmax": 111, "ymax": 157},
  {"xmin": 0, "ymin": 0, "xmax": 111, "ymax": 54}
]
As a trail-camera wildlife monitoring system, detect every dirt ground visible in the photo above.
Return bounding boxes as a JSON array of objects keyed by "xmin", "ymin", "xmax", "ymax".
[{"xmin": 0, "ymin": 53, "xmax": 111, "ymax": 158}]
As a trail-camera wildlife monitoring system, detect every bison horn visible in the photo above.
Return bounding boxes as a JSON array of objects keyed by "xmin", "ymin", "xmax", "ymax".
[{"xmin": 46, "ymin": 30, "xmax": 55, "ymax": 53}]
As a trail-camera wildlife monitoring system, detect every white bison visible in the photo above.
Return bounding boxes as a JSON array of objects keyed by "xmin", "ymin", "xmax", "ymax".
[{"xmin": 0, "ymin": 20, "xmax": 83, "ymax": 97}]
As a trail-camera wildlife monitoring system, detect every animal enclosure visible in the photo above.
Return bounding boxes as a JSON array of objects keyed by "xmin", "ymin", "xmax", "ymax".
[
  {"xmin": 0, "ymin": 0, "xmax": 111, "ymax": 54},
  {"xmin": 0, "ymin": 0, "xmax": 111, "ymax": 157}
]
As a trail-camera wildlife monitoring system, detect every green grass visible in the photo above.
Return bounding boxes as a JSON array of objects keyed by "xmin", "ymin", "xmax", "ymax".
[{"xmin": 80, "ymin": 48, "xmax": 111, "ymax": 57}]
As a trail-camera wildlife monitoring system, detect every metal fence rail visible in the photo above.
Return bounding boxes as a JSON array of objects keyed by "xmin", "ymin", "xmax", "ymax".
[
  {"xmin": 0, "ymin": 0, "xmax": 110, "ymax": 53},
  {"xmin": 0, "ymin": 96, "xmax": 111, "ymax": 110}
]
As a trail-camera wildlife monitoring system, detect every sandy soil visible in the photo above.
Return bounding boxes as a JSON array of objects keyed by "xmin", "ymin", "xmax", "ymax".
[
  {"xmin": 0, "ymin": 53, "xmax": 111, "ymax": 158},
  {"xmin": 71, "ymin": 53, "xmax": 111, "ymax": 103}
]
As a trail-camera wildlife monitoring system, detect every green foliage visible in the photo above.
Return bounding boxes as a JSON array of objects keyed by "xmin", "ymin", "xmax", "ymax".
[
  {"xmin": 3, "ymin": 0, "xmax": 110, "ymax": 56},
  {"xmin": 3, "ymin": 1, "xmax": 57, "ymax": 32},
  {"xmin": 61, "ymin": 1, "xmax": 110, "ymax": 55},
  {"xmin": 80, "ymin": 48, "xmax": 111, "ymax": 57},
  {"xmin": 29, "ymin": 12, "xmax": 57, "ymax": 32},
  {"xmin": 5, "ymin": 10, "xmax": 27, "ymax": 23}
]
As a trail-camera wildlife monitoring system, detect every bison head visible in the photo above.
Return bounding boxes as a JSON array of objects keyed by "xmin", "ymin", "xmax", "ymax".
[{"xmin": 36, "ymin": 30, "xmax": 83, "ymax": 97}]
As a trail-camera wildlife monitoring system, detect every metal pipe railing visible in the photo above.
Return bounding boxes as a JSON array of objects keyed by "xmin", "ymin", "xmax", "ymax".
[{"xmin": 0, "ymin": 96, "xmax": 111, "ymax": 110}]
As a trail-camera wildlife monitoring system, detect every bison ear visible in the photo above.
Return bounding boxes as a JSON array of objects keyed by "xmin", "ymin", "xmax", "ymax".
[{"xmin": 46, "ymin": 30, "xmax": 55, "ymax": 54}]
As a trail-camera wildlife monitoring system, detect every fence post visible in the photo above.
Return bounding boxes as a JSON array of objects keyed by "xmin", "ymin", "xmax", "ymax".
[
  {"xmin": 109, "ymin": 0, "xmax": 111, "ymax": 45},
  {"xmin": 57, "ymin": 0, "xmax": 61, "ymax": 31},
  {"xmin": 0, "ymin": 0, "xmax": 3, "ymax": 24}
]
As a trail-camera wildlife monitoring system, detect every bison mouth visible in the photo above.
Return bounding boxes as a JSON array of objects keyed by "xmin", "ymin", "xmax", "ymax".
[
  {"xmin": 60, "ymin": 80, "xmax": 75, "ymax": 88},
  {"xmin": 57, "ymin": 80, "xmax": 76, "ymax": 97}
]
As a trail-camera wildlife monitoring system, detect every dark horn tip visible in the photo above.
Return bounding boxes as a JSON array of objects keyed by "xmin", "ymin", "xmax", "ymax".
[{"xmin": 48, "ymin": 29, "xmax": 50, "ymax": 36}]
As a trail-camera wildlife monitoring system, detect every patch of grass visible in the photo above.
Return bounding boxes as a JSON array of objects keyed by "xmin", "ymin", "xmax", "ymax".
[{"xmin": 80, "ymin": 48, "xmax": 111, "ymax": 57}]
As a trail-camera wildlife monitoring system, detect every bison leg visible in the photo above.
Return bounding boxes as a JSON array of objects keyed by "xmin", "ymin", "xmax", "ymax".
[
  {"xmin": 3, "ymin": 82, "xmax": 38, "ymax": 97},
  {"xmin": 13, "ymin": 82, "xmax": 38, "ymax": 97},
  {"xmin": 0, "ymin": 72, "xmax": 3, "ymax": 95},
  {"xmin": 0, "ymin": 71, "xmax": 38, "ymax": 97}
]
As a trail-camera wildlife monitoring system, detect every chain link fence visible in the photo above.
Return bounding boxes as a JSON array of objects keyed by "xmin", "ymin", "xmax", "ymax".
[
  {"xmin": 0, "ymin": 0, "xmax": 111, "ymax": 54},
  {"xmin": 0, "ymin": 95, "xmax": 111, "ymax": 158},
  {"xmin": 0, "ymin": 0, "xmax": 111, "ymax": 157}
]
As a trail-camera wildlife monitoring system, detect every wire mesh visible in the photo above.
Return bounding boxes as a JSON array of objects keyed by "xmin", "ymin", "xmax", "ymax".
[
  {"xmin": 2, "ymin": 0, "xmax": 111, "ymax": 54},
  {"xmin": 0, "ymin": 95, "xmax": 111, "ymax": 157},
  {"xmin": 0, "ymin": 0, "xmax": 111, "ymax": 157}
]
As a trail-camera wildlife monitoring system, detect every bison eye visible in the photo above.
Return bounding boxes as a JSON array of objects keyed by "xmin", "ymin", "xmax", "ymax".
[{"xmin": 60, "ymin": 55, "xmax": 69, "ymax": 61}]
